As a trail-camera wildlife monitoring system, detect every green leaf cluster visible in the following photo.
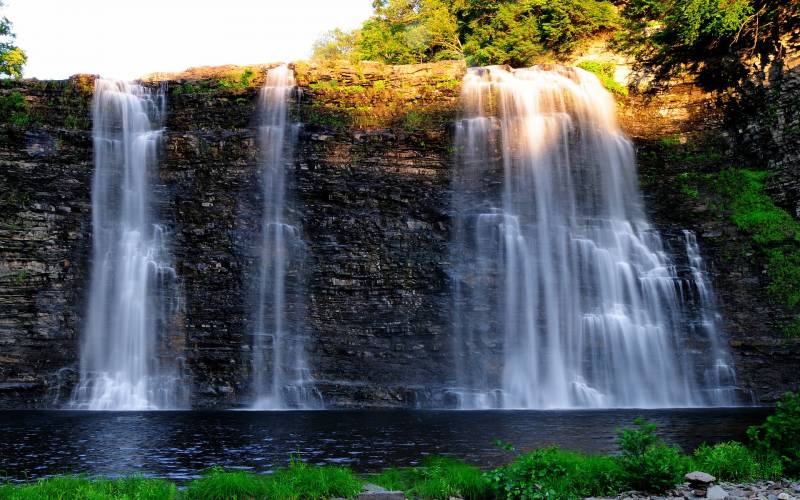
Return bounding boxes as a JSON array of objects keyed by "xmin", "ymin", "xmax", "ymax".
[
  {"xmin": 0, "ymin": 2, "xmax": 25, "ymax": 79},
  {"xmin": 681, "ymin": 169, "xmax": 800, "ymax": 335},
  {"xmin": 620, "ymin": 0, "xmax": 799, "ymax": 91},
  {"xmin": 747, "ymin": 392, "xmax": 800, "ymax": 477},
  {"xmin": 312, "ymin": 0, "xmax": 619, "ymax": 67}
]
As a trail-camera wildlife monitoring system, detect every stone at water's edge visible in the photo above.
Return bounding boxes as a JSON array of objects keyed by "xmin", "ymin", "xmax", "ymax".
[
  {"xmin": 685, "ymin": 472, "xmax": 716, "ymax": 485},
  {"xmin": 705, "ymin": 485, "xmax": 728, "ymax": 499}
]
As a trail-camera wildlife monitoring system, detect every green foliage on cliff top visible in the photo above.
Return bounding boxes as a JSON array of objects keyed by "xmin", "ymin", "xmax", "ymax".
[
  {"xmin": 619, "ymin": 0, "xmax": 798, "ymax": 91},
  {"xmin": 311, "ymin": 0, "xmax": 797, "ymax": 96},
  {"xmin": 311, "ymin": 0, "xmax": 620, "ymax": 67}
]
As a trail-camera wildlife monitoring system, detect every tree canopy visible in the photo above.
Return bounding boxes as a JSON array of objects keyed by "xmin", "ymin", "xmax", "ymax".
[
  {"xmin": 0, "ymin": 2, "xmax": 26, "ymax": 79},
  {"xmin": 311, "ymin": 0, "xmax": 798, "ymax": 92}
]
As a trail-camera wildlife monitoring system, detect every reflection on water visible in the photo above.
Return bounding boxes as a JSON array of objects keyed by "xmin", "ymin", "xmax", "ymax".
[{"xmin": 0, "ymin": 408, "xmax": 771, "ymax": 482}]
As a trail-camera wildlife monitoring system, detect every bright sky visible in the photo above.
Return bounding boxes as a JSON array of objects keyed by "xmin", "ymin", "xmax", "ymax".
[{"xmin": 5, "ymin": 0, "xmax": 373, "ymax": 80}]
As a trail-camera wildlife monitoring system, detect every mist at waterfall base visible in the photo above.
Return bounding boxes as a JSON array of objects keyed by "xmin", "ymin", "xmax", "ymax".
[
  {"xmin": 71, "ymin": 80, "xmax": 186, "ymax": 411},
  {"xmin": 449, "ymin": 66, "xmax": 739, "ymax": 409}
]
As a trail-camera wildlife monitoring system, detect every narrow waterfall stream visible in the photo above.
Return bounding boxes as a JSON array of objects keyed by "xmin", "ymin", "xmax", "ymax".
[
  {"xmin": 250, "ymin": 65, "xmax": 319, "ymax": 409},
  {"xmin": 72, "ymin": 80, "xmax": 185, "ymax": 410},
  {"xmin": 450, "ymin": 66, "xmax": 738, "ymax": 409}
]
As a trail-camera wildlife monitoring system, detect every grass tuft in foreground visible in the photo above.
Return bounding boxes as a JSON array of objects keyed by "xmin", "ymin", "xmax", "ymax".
[
  {"xmin": 372, "ymin": 456, "xmax": 490, "ymax": 500},
  {"xmin": 0, "ymin": 475, "xmax": 177, "ymax": 500},
  {"xmin": 185, "ymin": 459, "xmax": 363, "ymax": 500}
]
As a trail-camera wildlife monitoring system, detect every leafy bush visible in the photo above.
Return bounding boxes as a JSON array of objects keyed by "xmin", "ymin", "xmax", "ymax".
[
  {"xmin": 372, "ymin": 456, "xmax": 490, "ymax": 500},
  {"xmin": 0, "ymin": 90, "xmax": 29, "ymax": 126},
  {"xmin": 486, "ymin": 447, "xmax": 625, "ymax": 499},
  {"xmin": 577, "ymin": 60, "xmax": 628, "ymax": 96},
  {"xmin": 617, "ymin": 418, "xmax": 688, "ymax": 492},
  {"xmin": 748, "ymin": 392, "xmax": 800, "ymax": 477},
  {"xmin": 693, "ymin": 441, "xmax": 783, "ymax": 482}
]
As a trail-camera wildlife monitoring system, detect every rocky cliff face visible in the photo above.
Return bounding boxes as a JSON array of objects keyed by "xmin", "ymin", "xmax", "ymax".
[{"xmin": 0, "ymin": 60, "xmax": 796, "ymax": 408}]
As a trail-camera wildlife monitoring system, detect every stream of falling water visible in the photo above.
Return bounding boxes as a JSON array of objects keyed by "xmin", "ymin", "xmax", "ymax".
[
  {"xmin": 450, "ymin": 66, "xmax": 739, "ymax": 409},
  {"xmin": 72, "ymin": 80, "xmax": 185, "ymax": 410},
  {"xmin": 250, "ymin": 65, "xmax": 320, "ymax": 409}
]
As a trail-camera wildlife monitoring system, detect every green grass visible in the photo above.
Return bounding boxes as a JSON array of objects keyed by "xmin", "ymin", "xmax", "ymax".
[
  {"xmin": 186, "ymin": 460, "xmax": 363, "ymax": 500},
  {"xmin": 0, "ymin": 475, "xmax": 176, "ymax": 500},
  {"xmin": 372, "ymin": 456, "xmax": 490, "ymax": 500},
  {"xmin": 692, "ymin": 441, "xmax": 783, "ymax": 482}
]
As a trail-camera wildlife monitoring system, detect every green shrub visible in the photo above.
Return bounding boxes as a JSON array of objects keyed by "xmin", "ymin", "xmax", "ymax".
[
  {"xmin": 748, "ymin": 392, "xmax": 800, "ymax": 477},
  {"xmin": 617, "ymin": 418, "xmax": 688, "ymax": 492},
  {"xmin": 0, "ymin": 91, "xmax": 29, "ymax": 126},
  {"xmin": 693, "ymin": 441, "xmax": 783, "ymax": 482},
  {"xmin": 486, "ymin": 447, "xmax": 625, "ymax": 499},
  {"xmin": 372, "ymin": 456, "xmax": 490, "ymax": 500},
  {"xmin": 577, "ymin": 60, "xmax": 628, "ymax": 96}
]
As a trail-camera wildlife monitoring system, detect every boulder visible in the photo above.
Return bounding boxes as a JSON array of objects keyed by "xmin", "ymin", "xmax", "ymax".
[
  {"xmin": 685, "ymin": 472, "xmax": 716, "ymax": 486},
  {"xmin": 706, "ymin": 485, "xmax": 728, "ymax": 499}
]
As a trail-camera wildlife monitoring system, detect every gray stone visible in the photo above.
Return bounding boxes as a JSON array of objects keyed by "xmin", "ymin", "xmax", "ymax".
[
  {"xmin": 707, "ymin": 485, "xmax": 729, "ymax": 499},
  {"xmin": 362, "ymin": 483, "xmax": 389, "ymax": 493},
  {"xmin": 686, "ymin": 472, "xmax": 717, "ymax": 485},
  {"xmin": 356, "ymin": 492, "xmax": 405, "ymax": 500}
]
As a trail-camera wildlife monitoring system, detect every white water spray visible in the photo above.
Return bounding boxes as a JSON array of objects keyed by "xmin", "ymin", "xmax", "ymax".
[
  {"xmin": 450, "ymin": 66, "xmax": 738, "ymax": 409},
  {"xmin": 250, "ymin": 65, "xmax": 320, "ymax": 409},
  {"xmin": 72, "ymin": 80, "xmax": 185, "ymax": 410}
]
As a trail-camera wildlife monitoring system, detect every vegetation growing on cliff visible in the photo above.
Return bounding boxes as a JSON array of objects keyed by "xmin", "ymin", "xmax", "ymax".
[{"xmin": 680, "ymin": 169, "xmax": 800, "ymax": 336}]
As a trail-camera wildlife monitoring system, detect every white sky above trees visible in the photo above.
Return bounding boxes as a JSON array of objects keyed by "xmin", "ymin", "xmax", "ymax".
[{"xmin": 5, "ymin": 0, "xmax": 373, "ymax": 80}]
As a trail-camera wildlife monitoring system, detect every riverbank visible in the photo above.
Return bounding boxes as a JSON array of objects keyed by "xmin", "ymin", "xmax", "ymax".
[
  {"xmin": 3, "ymin": 396, "xmax": 798, "ymax": 499},
  {"xmin": 1, "ymin": 462, "xmax": 798, "ymax": 500}
]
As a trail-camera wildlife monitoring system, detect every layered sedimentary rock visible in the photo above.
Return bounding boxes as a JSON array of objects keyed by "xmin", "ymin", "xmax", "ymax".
[{"xmin": 0, "ymin": 60, "xmax": 797, "ymax": 408}]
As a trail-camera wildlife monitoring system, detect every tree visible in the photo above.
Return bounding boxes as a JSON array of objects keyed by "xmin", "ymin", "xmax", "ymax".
[
  {"xmin": 311, "ymin": 28, "xmax": 360, "ymax": 62},
  {"xmin": 0, "ymin": 2, "xmax": 25, "ymax": 78},
  {"xmin": 622, "ymin": 0, "xmax": 799, "ymax": 91}
]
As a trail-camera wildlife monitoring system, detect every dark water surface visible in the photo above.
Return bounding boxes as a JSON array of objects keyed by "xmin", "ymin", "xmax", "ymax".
[{"xmin": 0, "ymin": 408, "xmax": 771, "ymax": 482}]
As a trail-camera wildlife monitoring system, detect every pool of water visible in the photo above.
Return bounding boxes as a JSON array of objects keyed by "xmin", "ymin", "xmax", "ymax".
[{"xmin": 0, "ymin": 408, "xmax": 771, "ymax": 482}]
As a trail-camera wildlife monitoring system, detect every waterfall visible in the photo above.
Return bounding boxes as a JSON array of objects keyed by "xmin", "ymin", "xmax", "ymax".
[
  {"xmin": 450, "ymin": 66, "xmax": 738, "ymax": 409},
  {"xmin": 72, "ymin": 80, "xmax": 185, "ymax": 410},
  {"xmin": 250, "ymin": 65, "xmax": 320, "ymax": 409}
]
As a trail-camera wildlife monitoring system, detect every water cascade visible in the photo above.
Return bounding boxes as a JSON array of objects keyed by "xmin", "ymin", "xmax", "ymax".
[
  {"xmin": 72, "ymin": 80, "xmax": 185, "ymax": 410},
  {"xmin": 450, "ymin": 66, "xmax": 738, "ymax": 409},
  {"xmin": 250, "ymin": 65, "xmax": 319, "ymax": 409}
]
